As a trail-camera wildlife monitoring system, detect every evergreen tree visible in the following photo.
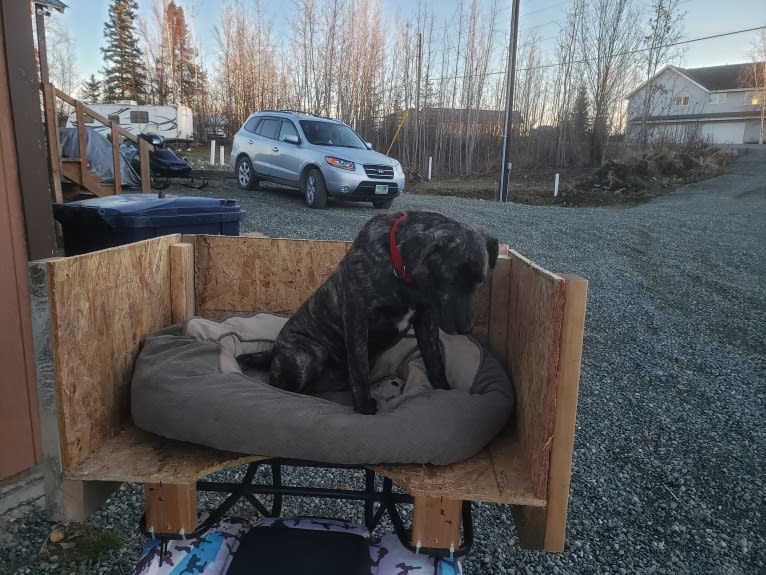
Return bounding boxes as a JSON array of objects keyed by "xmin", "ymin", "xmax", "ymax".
[
  {"xmin": 156, "ymin": 1, "xmax": 205, "ymax": 106},
  {"xmin": 81, "ymin": 74, "xmax": 102, "ymax": 103},
  {"xmin": 101, "ymin": 0, "xmax": 147, "ymax": 103},
  {"xmin": 571, "ymin": 85, "xmax": 589, "ymax": 142}
]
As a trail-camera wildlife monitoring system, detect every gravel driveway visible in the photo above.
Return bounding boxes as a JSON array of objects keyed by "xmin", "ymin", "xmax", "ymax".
[{"xmin": 2, "ymin": 147, "xmax": 763, "ymax": 574}]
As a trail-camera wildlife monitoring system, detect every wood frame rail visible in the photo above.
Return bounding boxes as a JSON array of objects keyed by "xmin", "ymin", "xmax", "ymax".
[
  {"xmin": 41, "ymin": 82, "xmax": 152, "ymax": 202},
  {"xmin": 30, "ymin": 235, "xmax": 588, "ymax": 553}
]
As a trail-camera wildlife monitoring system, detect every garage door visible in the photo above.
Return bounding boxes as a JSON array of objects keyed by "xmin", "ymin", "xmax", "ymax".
[{"xmin": 701, "ymin": 122, "xmax": 745, "ymax": 144}]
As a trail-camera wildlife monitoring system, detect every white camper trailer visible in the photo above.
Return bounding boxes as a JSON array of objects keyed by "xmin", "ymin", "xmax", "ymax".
[{"xmin": 67, "ymin": 103, "xmax": 194, "ymax": 142}]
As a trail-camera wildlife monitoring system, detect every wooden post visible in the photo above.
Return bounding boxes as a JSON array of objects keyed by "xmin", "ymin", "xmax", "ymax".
[
  {"xmin": 170, "ymin": 243, "xmax": 195, "ymax": 323},
  {"xmin": 41, "ymin": 84, "xmax": 63, "ymax": 203},
  {"xmin": 138, "ymin": 138, "xmax": 151, "ymax": 193},
  {"xmin": 111, "ymin": 123, "xmax": 121, "ymax": 194},
  {"xmin": 74, "ymin": 100, "xmax": 88, "ymax": 184},
  {"xmin": 144, "ymin": 482, "xmax": 197, "ymax": 535},
  {"xmin": 411, "ymin": 495, "xmax": 462, "ymax": 550},
  {"xmin": 543, "ymin": 275, "xmax": 588, "ymax": 552}
]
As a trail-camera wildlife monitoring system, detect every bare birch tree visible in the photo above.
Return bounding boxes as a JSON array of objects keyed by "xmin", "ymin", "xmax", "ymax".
[
  {"xmin": 554, "ymin": 0, "xmax": 586, "ymax": 166},
  {"xmin": 637, "ymin": 0, "xmax": 684, "ymax": 148},
  {"xmin": 579, "ymin": 0, "xmax": 642, "ymax": 164}
]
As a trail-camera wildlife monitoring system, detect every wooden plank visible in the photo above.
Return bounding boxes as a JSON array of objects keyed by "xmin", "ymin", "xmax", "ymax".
[
  {"xmin": 64, "ymin": 425, "xmax": 267, "ymax": 484},
  {"xmin": 170, "ymin": 243, "xmax": 195, "ymax": 323},
  {"xmin": 145, "ymin": 483, "xmax": 197, "ymax": 535},
  {"xmin": 41, "ymin": 83, "xmax": 63, "ymax": 204},
  {"xmin": 46, "ymin": 235, "xmax": 181, "ymax": 471},
  {"xmin": 411, "ymin": 495, "xmax": 462, "ymax": 550},
  {"xmin": 472, "ymin": 264, "xmax": 492, "ymax": 346},
  {"xmin": 373, "ymin": 430, "xmax": 544, "ymax": 507},
  {"xmin": 510, "ymin": 505, "xmax": 547, "ymax": 550},
  {"xmin": 74, "ymin": 101, "xmax": 89, "ymax": 184},
  {"xmin": 487, "ymin": 254, "xmax": 511, "ymax": 371},
  {"xmin": 111, "ymin": 124, "xmax": 121, "ymax": 194},
  {"xmin": 544, "ymin": 275, "xmax": 588, "ymax": 552},
  {"xmin": 139, "ymin": 138, "xmax": 151, "ymax": 193},
  {"xmin": 506, "ymin": 250, "xmax": 565, "ymax": 500},
  {"xmin": 194, "ymin": 236, "xmax": 350, "ymax": 317}
]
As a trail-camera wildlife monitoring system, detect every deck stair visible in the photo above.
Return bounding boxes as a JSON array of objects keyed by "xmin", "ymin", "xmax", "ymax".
[{"xmin": 41, "ymin": 83, "xmax": 153, "ymax": 202}]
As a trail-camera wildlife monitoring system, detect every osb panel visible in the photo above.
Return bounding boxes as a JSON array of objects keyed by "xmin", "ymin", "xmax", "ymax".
[
  {"xmin": 194, "ymin": 236, "xmax": 350, "ymax": 317},
  {"xmin": 65, "ymin": 426, "xmax": 266, "ymax": 484},
  {"xmin": 472, "ymin": 270, "xmax": 492, "ymax": 346},
  {"xmin": 506, "ymin": 250, "xmax": 565, "ymax": 500},
  {"xmin": 373, "ymin": 429, "xmax": 544, "ymax": 507},
  {"xmin": 487, "ymin": 255, "xmax": 512, "ymax": 371},
  {"xmin": 48, "ymin": 236, "xmax": 180, "ymax": 471}
]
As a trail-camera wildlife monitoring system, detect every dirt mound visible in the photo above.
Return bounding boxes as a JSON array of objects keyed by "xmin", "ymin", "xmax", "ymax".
[{"xmin": 556, "ymin": 146, "xmax": 737, "ymax": 207}]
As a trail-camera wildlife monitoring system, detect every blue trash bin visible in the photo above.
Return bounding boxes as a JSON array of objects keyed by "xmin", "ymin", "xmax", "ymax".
[{"xmin": 53, "ymin": 194, "xmax": 244, "ymax": 256}]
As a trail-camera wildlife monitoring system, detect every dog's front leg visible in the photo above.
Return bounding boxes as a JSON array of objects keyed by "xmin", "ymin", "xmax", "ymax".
[
  {"xmin": 413, "ymin": 307, "xmax": 450, "ymax": 389},
  {"xmin": 343, "ymin": 311, "xmax": 377, "ymax": 414}
]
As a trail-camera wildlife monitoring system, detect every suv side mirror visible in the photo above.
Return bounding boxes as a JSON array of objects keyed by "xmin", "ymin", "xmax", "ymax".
[
  {"xmin": 283, "ymin": 134, "xmax": 300, "ymax": 145},
  {"xmin": 366, "ymin": 142, "xmax": 373, "ymax": 150}
]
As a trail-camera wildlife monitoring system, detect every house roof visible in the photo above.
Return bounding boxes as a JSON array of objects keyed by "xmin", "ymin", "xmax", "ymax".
[
  {"xmin": 626, "ymin": 62, "xmax": 765, "ymax": 99},
  {"xmin": 682, "ymin": 63, "xmax": 764, "ymax": 91}
]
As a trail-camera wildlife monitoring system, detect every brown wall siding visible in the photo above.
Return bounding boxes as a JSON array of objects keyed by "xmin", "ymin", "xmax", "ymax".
[{"xmin": 0, "ymin": 4, "xmax": 41, "ymax": 480}]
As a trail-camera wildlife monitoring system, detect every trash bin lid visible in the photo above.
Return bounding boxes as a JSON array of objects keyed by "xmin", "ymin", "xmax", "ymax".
[{"xmin": 59, "ymin": 194, "xmax": 240, "ymax": 216}]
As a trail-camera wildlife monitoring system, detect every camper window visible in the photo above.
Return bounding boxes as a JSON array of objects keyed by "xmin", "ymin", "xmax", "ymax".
[
  {"xmin": 131, "ymin": 111, "xmax": 150, "ymax": 123},
  {"xmin": 108, "ymin": 114, "xmax": 120, "ymax": 124}
]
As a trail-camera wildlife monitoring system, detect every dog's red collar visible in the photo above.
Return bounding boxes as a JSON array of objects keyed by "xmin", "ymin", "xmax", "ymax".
[{"xmin": 390, "ymin": 214, "xmax": 412, "ymax": 285}]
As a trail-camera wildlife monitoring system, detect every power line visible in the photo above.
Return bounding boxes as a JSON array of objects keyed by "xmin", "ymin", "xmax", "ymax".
[{"xmin": 426, "ymin": 25, "xmax": 766, "ymax": 83}]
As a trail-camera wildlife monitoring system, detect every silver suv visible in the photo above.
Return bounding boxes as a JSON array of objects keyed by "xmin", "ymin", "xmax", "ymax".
[{"xmin": 230, "ymin": 110, "xmax": 405, "ymax": 209}]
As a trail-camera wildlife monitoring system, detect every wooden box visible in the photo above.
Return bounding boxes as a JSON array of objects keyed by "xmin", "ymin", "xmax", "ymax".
[{"xmin": 30, "ymin": 234, "xmax": 587, "ymax": 552}]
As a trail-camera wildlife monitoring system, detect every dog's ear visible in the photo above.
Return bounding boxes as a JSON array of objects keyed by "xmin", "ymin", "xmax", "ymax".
[{"xmin": 477, "ymin": 228, "xmax": 499, "ymax": 268}]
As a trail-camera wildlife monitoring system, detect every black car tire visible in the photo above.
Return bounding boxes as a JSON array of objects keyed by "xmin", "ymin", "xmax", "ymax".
[
  {"xmin": 236, "ymin": 156, "xmax": 259, "ymax": 191},
  {"xmin": 304, "ymin": 168, "xmax": 328, "ymax": 209},
  {"xmin": 372, "ymin": 198, "xmax": 393, "ymax": 209}
]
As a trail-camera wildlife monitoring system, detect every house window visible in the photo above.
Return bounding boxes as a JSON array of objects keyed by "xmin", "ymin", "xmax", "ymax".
[
  {"xmin": 747, "ymin": 91, "xmax": 763, "ymax": 105},
  {"xmin": 130, "ymin": 111, "xmax": 150, "ymax": 123},
  {"xmin": 674, "ymin": 96, "xmax": 689, "ymax": 106},
  {"xmin": 709, "ymin": 93, "xmax": 727, "ymax": 105}
]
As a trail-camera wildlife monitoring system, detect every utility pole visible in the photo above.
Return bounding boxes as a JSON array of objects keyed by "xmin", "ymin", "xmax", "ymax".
[
  {"xmin": 498, "ymin": 0, "xmax": 521, "ymax": 202},
  {"xmin": 415, "ymin": 31, "xmax": 423, "ymax": 172}
]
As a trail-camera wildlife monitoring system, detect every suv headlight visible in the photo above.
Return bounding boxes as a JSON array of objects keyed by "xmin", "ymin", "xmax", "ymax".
[
  {"xmin": 393, "ymin": 161, "xmax": 403, "ymax": 175},
  {"xmin": 325, "ymin": 156, "xmax": 355, "ymax": 171}
]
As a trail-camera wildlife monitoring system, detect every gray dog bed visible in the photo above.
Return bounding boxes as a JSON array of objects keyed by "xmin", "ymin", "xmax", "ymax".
[{"xmin": 131, "ymin": 314, "xmax": 514, "ymax": 465}]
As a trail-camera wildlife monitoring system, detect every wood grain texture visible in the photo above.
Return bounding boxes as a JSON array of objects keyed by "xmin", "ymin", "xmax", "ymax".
[
  {"xmin": 505, "ymin": 250, "xmax": 566, "ymax": 500},
  {"xmin": 64, "ymin": 425, "xmax": 267, "ymax": 484},
  {"xmin": 48, "ymin": 235, "xmax": 180, "ymax": 470},
  {"xmin": 170, "ymin": 243, "xmax": 195, "ymax": 323},
  {"xmin": 543, "ymin": 274, "xmax": 588, "ymax": 551},
  {"xmin": 411, "ymin": 495, "xmax": 462, "ymax": 549},
  {"xmin": 194, "ymin": 236, "xmax": 351, "ymax": 317}
]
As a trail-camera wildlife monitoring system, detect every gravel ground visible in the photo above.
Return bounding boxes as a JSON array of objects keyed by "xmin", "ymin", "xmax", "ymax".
[{"xmin": 2, "ymin": 147, "xmax": 764, "ymax": 574}]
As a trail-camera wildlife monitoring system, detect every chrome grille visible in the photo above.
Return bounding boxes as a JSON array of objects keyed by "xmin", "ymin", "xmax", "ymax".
[{"xmin": 363, "ymin": 164, "xmax": 394, "ymax": 179}]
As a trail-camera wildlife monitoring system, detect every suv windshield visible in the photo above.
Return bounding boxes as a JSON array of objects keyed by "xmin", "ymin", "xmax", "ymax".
[{"xmin": 299, "ymin": 120, "xmax": 367, "ymax": 148}]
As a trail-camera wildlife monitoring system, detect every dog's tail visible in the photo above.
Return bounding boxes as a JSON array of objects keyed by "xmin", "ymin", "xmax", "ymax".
[{"xmin": 236, "ymin": 350, "xmax": 274, "ymax": 371}]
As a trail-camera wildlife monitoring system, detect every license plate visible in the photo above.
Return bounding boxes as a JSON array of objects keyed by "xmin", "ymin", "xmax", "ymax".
[{"xmin": 375, "ymin": 184, "xmax": 388, "ymax": 195}]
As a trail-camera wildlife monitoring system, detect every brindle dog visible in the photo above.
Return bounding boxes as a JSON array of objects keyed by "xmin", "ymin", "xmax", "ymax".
[{"xmin": 240, "ymin": 210, "xmax": 499, "ymax": 414}]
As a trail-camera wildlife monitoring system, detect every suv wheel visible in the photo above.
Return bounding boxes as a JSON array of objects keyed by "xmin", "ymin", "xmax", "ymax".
[
  {"xmin": 236, "ymin": 156, "xmax": 258, "ymax": 191},
  {"xmin": 304, "ymin": 168, "xmax": 328, "ymax": 209},
  {"xmin": 372, "ymin": 198, "xmax": 393, "ymax": 209}
]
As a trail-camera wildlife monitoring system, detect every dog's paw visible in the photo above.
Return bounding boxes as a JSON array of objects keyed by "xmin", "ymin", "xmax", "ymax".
[{"xmin": 356, "ymin": 398, "xmax": 378, "ymax": 415}]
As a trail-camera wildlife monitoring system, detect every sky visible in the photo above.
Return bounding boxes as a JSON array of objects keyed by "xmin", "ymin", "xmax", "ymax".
[{"xmin": 53, "ymin": 0, "xmax": 765, "ymax": 87}]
